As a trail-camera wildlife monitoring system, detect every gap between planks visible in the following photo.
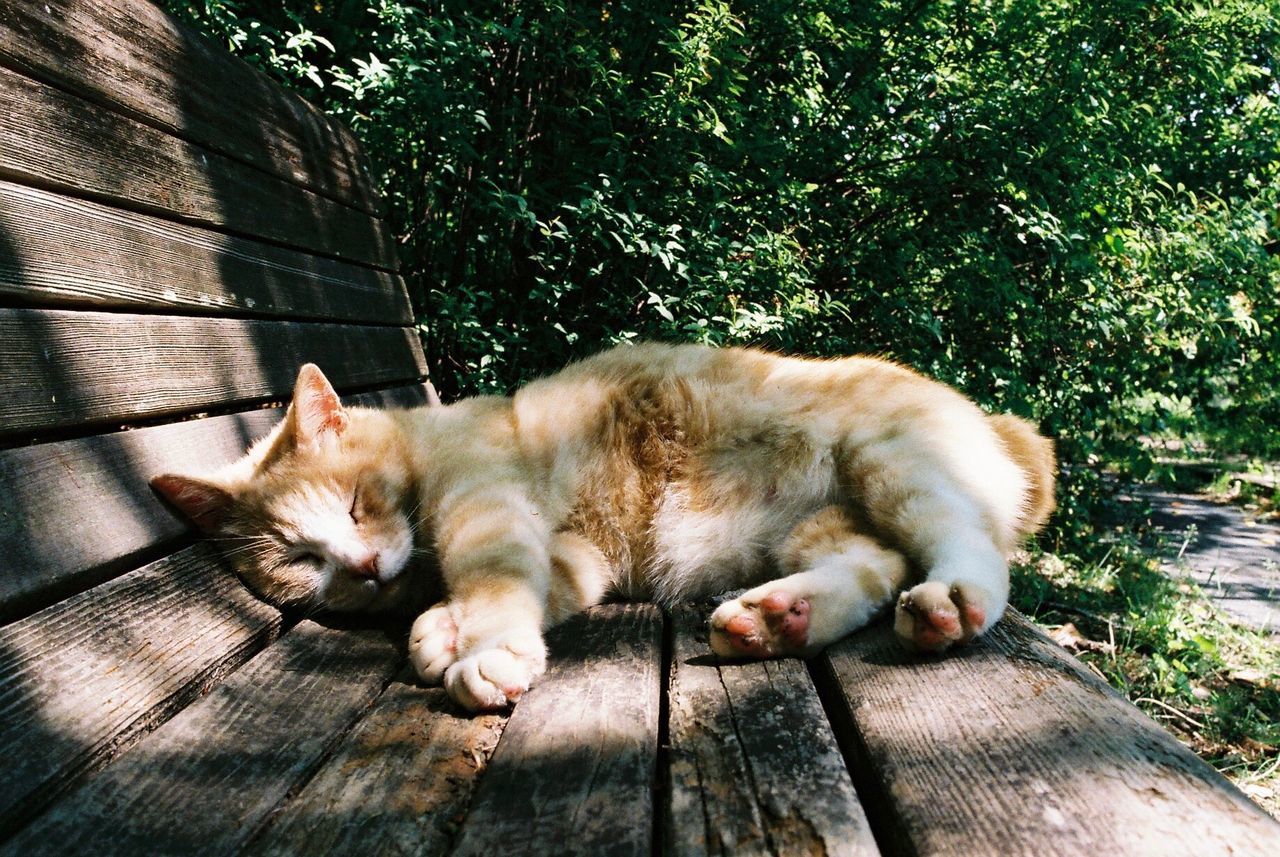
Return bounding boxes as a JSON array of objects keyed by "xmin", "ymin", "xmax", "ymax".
[
  {"xmin": 666, "ymin": 602, "xmax": 877, "ymax": 857},
  {"xmin": 450, "ymin": 604, "xmax": 664, "ymax": 857},
  {"xmin": 0, "ymin": 307, "xmax": 426, "ymax": 438},
  {"xmin": 811, "ymin": 612, "xmax": 1280, "ymax": 856},
  {"xmin": 0, "ymin": 374, "xmax": 434, "ymax": 453},
  {"xmin": 0, "ymin": 542, "xmax": 286, "ymax": 841},
  {"xmin": 0, "ymin": 179, "xmax": 411, "ymax": 324},
  {"xmin": 0, "ymin": 619, "xmax": 404, "ymax": 855},
  {"xmin": 243, "ymin": 673, "xmax": 509, "ymax": 857}
]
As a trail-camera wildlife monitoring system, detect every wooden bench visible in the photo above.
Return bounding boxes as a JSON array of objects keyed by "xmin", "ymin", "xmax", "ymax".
[{"xmin": 1, "ymin": 2, "xmax": 1277, "ymax": 854}]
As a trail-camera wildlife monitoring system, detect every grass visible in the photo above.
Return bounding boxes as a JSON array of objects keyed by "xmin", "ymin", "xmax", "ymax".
[{"xmin": 1011, "ymin": 534, "xmax": 1280, "ymax": 817}]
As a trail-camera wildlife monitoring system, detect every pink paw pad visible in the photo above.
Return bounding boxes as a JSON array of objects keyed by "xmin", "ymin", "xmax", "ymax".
[
  {"xmin": 721, "ymin": 613, "xmax": 772, "ymax": 658},
  {"xmin": 915, "ymin": 623, "xmax": 951, "ymax": 650},
  {"xmin": 962, "ymin": 602, "xmax": 985, "ymax": 630},
  {"xmin": 913, "ymin": 607, "xmax": 962, "ymax": 651},
  {"xmin": 895, "ymin": 581, "xmax": 996, "ymax": 654},
  {"xmin": 926, "ymin": 608, "xmax": 960, "ymax": 636},
  {"xmin": 759, "ymin": 592, "xmax": 810, "ymax": 649}
]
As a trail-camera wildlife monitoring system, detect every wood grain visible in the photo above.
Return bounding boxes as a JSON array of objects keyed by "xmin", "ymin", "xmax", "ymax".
[
  {"xmin": 0, "ymin": 542, "xmax": 282, "ymax": 839},
  {"xmin": 0, "ymin": 0, "xmax": 380, "ymax": 214},
  {"xmin": 246, "ymin": 677, "xmax": 508, "ymax": 856},
  {"xmin": 0, "ymin": 180, "xmax": 410, "ymax": 322},
  {"xmin": 665, "ymin": 603, "xmax": 878, "ymax": 857},
  {"xmin": 0, "ymin": 63, "xmax": 394, "ymax": 269},
  {"xmin": 451, "ymin": 604, "xmax": 664, "ymax": 857},
  {"xmin": 1, "ymin": 620, "xmax": 402, "ymax": 855},
  {"xmin": 0, "ymin": 383, "xmax": 435, "ymax": 623},
  {"xmin": 815, "ymin": 612, "xmax": 1280, "ymax": 856},
  {"xmin": 0, "ymin": 307, "xmax": 425, "ymax": 437}
]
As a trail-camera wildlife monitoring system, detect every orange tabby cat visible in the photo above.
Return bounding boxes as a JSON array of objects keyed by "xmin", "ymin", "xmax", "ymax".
[{"xmin": 152, "ymin": 343, "xmax": 1055, "ymax": 711}]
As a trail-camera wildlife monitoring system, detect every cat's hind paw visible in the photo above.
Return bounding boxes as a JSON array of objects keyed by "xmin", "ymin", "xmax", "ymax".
[
  {"xmin": 893, "ymin": 581, "xmax": 992, "ymax": 653},
  {"xmin": 709, "ymin": 591, "xmax": 812, "ymax": 659},
  {"xmin": 443, "ymin": 630, "xmax": 547, "ymax": 712},
  {"xmin": 408, "ymin": 604, "xmax": 458, "ymax": 685}
]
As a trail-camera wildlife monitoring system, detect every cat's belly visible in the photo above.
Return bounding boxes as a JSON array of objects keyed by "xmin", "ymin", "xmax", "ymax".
[{"xmin": 645, "ymin": 477, "xmax": 837, "ymax": 602}]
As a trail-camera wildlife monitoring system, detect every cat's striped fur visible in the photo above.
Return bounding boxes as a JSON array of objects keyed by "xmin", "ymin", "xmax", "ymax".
[{"xmin": 153, "ymin": 343, "xmax": 1055, "ymax": 711}]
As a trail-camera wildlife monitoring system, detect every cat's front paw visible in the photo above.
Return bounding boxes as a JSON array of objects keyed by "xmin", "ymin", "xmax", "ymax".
[
  {"xmin": 408, "ymin": 604, "xmax": 458, "ymax": 685},
  {"xmin": 443, "ymin": 629, "xmax": 547, "ymax": 712},
  {"xmin": 894, "ymin": 581, "xmax": 994, "ymax": 653},
  {"xmin": 709, "ymin": 591, "xmax": 813, "ymax": 659}
]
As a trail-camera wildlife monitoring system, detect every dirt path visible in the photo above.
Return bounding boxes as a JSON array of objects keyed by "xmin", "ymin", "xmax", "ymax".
[{"xmin": 1134, "ymin": 488, "xmax": 1280, "ymax": 634}]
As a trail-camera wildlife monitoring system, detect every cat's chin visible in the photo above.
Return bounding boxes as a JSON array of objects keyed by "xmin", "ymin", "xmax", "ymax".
[
  {"xmin": 321, "ymin": 574, "xmax": 421, "ymax": 616},
  {"xmin": 231, "ymin": 572, "xmax": 312, "ymax": 613}
]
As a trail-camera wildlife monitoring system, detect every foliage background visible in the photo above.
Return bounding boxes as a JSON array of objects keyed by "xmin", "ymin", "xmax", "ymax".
[{"xmin": 163, "ymin": 0, "xmax": 1280, "ymax": 531}]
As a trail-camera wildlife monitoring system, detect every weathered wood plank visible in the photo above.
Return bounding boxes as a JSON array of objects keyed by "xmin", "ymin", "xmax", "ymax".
[
  {"xmin": 815, "ymin": 613, "xmax": 1280, "ymax": 856},
  {"xmin": 666, "ymin": 603, "xmax": 878, "ymax": 857},
  {"xmin": 1, "ymin": 620, "xmax": 402, "ymax": 855},
  {"xmin": 451, "ymin": 604, "xmax": 664, "ymax": 857},
  {"xmin": 0, "ymin": 384, "xmax": 434, "ymax": 623},
  {"xmin": 0, "ymin": 542, "xmax": 282, "ymax": 839},
  {"xmin": 0, "ymin": 0, "xmax": 381, "ymax": 215},
  {"xmin": 246, "ymin": 677, "xmax": 508, "ymax": 856},
  {"xmin": 0, "ymin": 308, "xmax": 425, "ymax": 437},
  {"xmin": 0, "ymin": 63, "xmax": 394, "ymax": 269},
  {"xmin": 0, "ymin": 180, "xmax": 410, "ymax": 322}
]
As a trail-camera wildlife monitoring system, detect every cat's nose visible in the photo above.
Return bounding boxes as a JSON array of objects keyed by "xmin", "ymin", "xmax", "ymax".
[{"xmin": 350, "ymin": 554, "xmax": 380, "ymax": 581}]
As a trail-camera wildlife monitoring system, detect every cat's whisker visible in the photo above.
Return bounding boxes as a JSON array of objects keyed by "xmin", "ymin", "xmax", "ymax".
[
  {"xmin": 214, "ymin": 537, "xmax": 272, "ymax": 548},
  {"xmin": 210, "ymin": 541, "xmax": 274, "ymax": 554},
  {"xmin": 404, "ymin": 498, "xmax": 426, "ymax": 526},
  {"xmin": 217, "ymin": 550, "xmax": 264, "ymax": 563},
  {"xmin": 218, "ymin": 544, "xmax": 275, "ymax": 560},
  {"xmin": 294, "ymin": 601, "xmax": 324, "ymax": 622}
]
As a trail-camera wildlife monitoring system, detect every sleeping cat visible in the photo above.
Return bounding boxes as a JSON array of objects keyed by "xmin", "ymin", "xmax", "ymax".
[{"xmin": 152, "ymin": 343, "xmax": 1055, "ymax": 711}]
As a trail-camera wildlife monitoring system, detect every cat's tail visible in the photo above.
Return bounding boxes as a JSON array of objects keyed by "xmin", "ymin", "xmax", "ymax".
[{"xmin": 988, "ymin": 414, "xmax": 1057, "ymax": 536}]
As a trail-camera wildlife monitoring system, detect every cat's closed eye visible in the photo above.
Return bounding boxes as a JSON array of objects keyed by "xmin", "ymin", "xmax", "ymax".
[{"xmin": 291, "ymin": 550, "xmax": 326, "ymax": 568}]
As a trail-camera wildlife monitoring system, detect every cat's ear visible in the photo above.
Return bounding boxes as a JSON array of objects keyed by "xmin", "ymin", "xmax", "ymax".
[
  {"xmin": 424, "ymin": 380, "xmax": 442, "ymax": 407},
  {"xmin": 150, "ymin": 473, "xmax": 235, "ymax": 532},
  {"xmin": 291, "ymin": 363, "xmax": 348, "ymax": 451}
]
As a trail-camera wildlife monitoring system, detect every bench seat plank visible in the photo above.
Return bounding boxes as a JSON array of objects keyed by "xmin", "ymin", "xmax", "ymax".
[
  {"xmin": 0, "ymin": 0, "xmax": 381, "ymax": 215},
  {"xmin": 0, "ymin": 308, "xmax": 425, "ymax": 438},
  {"xmin": 0, "ymin": 384, "xmax": 433, "ymax": 623},
  {"xmin": 666, "ymin": 604, "xmax": 878, "ymax": 856},
  {"xmin": 0, "ymin": 543, "xmax": 282, "ymax": 838},
  {"xmin": 2, "ymin": 620, "xmax": 402, "ymax": 855},
  {"xmin": 0, "ymin": 180, "xmax": 409, "ymax": 323},
  {"xmin": 815, "ymin": 613, "xmax": 1280, "ymax": 855},
  {"xmin": 246, "ymin": 678, "xmax": 508, "ymax": 856},
  {"xmin": 451, "ymin": 604, "xmax": 663, "ymax": 857},
  {"xmin": 0, "ymin": 64, "xmax": 393, "ymax": 268}
]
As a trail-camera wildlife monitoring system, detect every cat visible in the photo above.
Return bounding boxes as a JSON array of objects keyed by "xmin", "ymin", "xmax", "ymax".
[{"xmin": 151, "ymin": 342, "xmax": 1055, "ymax": 712}]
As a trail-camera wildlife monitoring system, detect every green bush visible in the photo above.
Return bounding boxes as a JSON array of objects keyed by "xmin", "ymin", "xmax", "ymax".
[{"xmin": 165, "ymin": 0, "xmax": 1280, "ymax": 528}]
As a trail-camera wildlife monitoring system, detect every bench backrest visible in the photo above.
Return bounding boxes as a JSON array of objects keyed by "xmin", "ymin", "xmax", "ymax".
[
  {"xmin": 0, "ymin": 0, "xmax": 427, "ymax": 834},
  {"xmin": 0, "ymin": 0, "xmax": 429, "ymax": 617}
]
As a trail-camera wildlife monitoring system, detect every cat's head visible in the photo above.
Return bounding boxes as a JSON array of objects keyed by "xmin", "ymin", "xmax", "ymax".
[{"xmin": 151, "ymin": 365, "xmax": 424, "ymax": 614}]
